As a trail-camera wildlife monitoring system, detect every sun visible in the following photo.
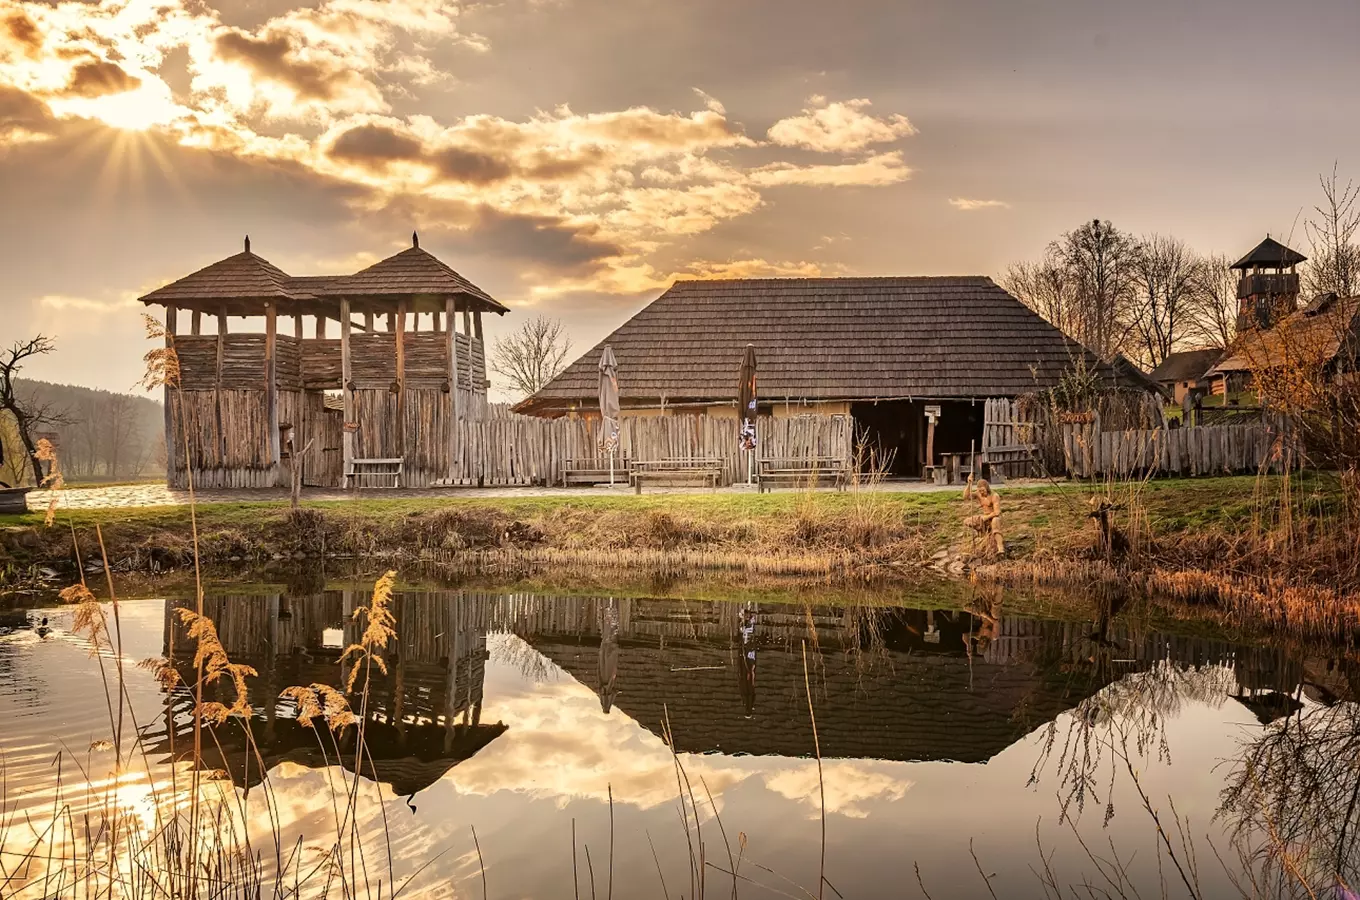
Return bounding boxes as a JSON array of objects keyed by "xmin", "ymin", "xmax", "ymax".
[{"xmin": 50, "ymin": 81, "xmax": 183, "ymax": 133}]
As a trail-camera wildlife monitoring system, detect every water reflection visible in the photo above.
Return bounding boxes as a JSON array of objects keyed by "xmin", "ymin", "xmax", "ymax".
[
  {"xmin": 8, "ymin": 582, "xmax": 1360, "ymax": 897},
  {"xmin": 150, "ymin": 587, "xmax": 1309, "ymax": 778}
]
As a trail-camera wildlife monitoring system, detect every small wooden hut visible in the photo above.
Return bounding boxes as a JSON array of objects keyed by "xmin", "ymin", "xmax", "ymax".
[{"xmin": 138, "ymin": 234, "xmax": 508, "ymax": 489}]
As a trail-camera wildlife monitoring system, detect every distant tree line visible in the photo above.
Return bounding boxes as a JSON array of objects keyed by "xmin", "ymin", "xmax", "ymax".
[
  {"xmin": 0, "ymin": 348, "xmax": 163, "ymax": 488},
  {"xmin": 1004, "ymin": 166, "xmax": 1360, "ymax": 368}
]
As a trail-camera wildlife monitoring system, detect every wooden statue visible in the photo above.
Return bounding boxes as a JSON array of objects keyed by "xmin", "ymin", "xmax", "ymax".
[{"xmin": 963, "ymin": 474, "xmax": 1005, "ymax": 556}]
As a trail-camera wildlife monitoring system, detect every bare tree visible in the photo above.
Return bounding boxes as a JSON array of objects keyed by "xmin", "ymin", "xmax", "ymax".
[
  {"xmin": 1189, "ymin": 252, "xmax": 1240, "ymax": 349},
  {"xmin": 1131, "ymin": 234, "xmax": 1204, "ymax": 366},
  {"xmin": 1051, "ymin": 219, "xmax": 1143, "ymax": 359},
  {"xmin": 1304, "ymin": 163, "xmax": 1360, "ymax": 299},
  {"xmin": 490, "ymin": 315, "xmax": 573, "ymax": 399},
  {"xmin": 1002, "ymin": 260, "xmax": 1078, "ymax": 335},
  {"xmin": 0, "ymin": 336, "xmax": 66, "ymax": 487}
]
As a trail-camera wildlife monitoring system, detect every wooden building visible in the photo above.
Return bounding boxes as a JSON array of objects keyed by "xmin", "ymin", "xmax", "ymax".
[
  {"xmin": 517, "ymin": 276, "xmax": 1139, "ymax": 477},
  {"xmin": 138, "ymin": 235, "xmax": 508, "ymax": 489},
  {"xmin": 1147, "ymin": 348, "xmax": 1223, "ymax": 405},
  {"xmin": 1207, "ymin": 292, "xmax": 1360, "ymax": 396}
]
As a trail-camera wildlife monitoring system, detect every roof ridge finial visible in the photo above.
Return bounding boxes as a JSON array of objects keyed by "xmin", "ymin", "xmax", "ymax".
[
  {"xmin": 244, "ymin": 234, "xmax": 251, "ymax": 253},
  {"xmin": 412, "ymin": 230, "xmax": 419, "ymax": 249}
]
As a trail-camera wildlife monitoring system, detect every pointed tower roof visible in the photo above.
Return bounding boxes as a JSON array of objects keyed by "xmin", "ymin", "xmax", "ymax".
[
  {"xmin": 138, "ymin": 237, "xmax": 297, "ymax": 313},
  {"xmin": 322, "ymin": 233, "xmax": 508, "ymax": 314},
  {"xmin": 1230, "ymin": 236, "xmax": 1307, "ymax": 271}
]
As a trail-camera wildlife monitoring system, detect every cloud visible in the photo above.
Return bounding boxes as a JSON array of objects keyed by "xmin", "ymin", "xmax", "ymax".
[
  {"xmin": 949, "ymin": 197, "xmax": 1011, "ymax": 211},
  {"xmin": 768, "ymin": 97, "xmax": 916, "ymax": 153},
  {"xmin": 37, "ymin": 294, "xmax": 138, "ymax": 313},
  {"xmin": 327, "ymin": 123, "xmax": 424, "ymax": 166},
  {"xmin": 680, "ymin": 258, "xmax": 830, "ymax": 280},
  {"xmin": 64, "ymin": 59, "xmax": 140, "ymax": 98},
  {"xmin": 2, "ymin": 11, "xmax": 41, "ymax": 57},
  {"xmin": 213, "ymin": 29, "xmax": 381, "ymax": 110},
  {"xmin": 750, "ymin": 151, "xmax": 912, "ymax": 188},
  {"xmin": 0, "ymin": 84, "xmax": 52, "ymax": 135}
]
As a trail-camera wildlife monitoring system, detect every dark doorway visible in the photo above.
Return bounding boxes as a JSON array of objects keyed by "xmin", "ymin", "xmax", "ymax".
[{"xmin": 851, "ymin": 399, "xmax": 986, "ymax": 478}]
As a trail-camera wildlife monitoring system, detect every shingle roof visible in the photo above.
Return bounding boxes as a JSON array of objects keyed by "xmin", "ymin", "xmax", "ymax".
[
  {"xmin": 138, "ymin": 250, "xmax": 295, "ymax": 307},
  {"xmin": 1231, "ymin": 236, "xmax": 1307, "ymax": 271},
  {"xmin": 138, "ymin": 237, "xmax": 506, "ymax": 316},
  {"xmin": 521, "ymin": 276, "xmax": 1130, "ymax": 410},
  {"xmin": 1209, "ymin": 294, "xmax": 1360, "ymax": 375},
  {"xmin": 1147, "ymin": 349, "xmax": 1224, "ymax": 384},
  {"xmin": 321, "ymin": 246, "xmax": 508, "ymax": 313}
]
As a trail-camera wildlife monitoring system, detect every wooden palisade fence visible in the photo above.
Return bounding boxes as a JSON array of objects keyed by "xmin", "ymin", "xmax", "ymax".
[
  {"xmin": 1059, "ymin": 421, "xmax": 1287, "ymax": 479},
  {"xmin": 444, "ymin": 413, "xmax": 853, "ymax": 487}
]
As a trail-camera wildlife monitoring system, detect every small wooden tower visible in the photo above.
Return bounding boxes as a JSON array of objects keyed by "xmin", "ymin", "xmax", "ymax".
[{"xmin": 1231, "ymin": 236, "xmax": 1306, "ymax": 333}]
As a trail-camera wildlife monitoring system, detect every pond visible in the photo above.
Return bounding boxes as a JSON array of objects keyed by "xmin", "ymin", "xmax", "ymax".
[{"xmin": 1, "ymin": 578, "xmax": 1355, "ymax": 898}]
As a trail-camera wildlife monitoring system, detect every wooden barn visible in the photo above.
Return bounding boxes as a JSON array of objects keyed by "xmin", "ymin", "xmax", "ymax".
[
  {"xmin": 138, "ymin": 235, "xmax": 507, "ymax": 489},
  {"xmin": 517, "ymin": 276, "xmax": 1137, "ymax": 477}
]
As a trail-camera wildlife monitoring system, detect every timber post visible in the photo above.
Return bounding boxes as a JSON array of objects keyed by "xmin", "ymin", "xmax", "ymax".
[
  {"xmin": 396, "ymin": 298, "xmax": 407, "ymax": 459},
  {"xmin": 190, "ymin": 310, "xmax": 201, "ymax": 335},
  {"xmin": 446, "ymin": 295, "xmax": 460, "ymax": 479},
  {"xmin": 265, "ymin": 301, "xmax": 280, "ymax": 485},
  {"xmin": 340, "ymin": 298, "xmax": 353, "ymax": 488},
  {"xmin": 164, "ymin": 306, "xmax": 177, "ymax": 485}
]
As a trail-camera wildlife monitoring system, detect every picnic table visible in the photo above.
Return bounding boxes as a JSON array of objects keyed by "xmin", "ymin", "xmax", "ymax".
[
  {"xmin": 629, "ymin": 458, "xmax": 724, "ymax": 493},
  {"xmin": 756, "ymin": 457, "xmax": 850, "ymax": 493}
]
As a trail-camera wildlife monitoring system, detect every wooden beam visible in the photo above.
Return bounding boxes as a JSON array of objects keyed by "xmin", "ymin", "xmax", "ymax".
[
  {"xmin": 215, "ymin": 313, "xmax": 226, "ymax": 471},
  {"xmin": 395, "ymin": 298, "xmax": 406, "ymax": 458},
  {"xmin": 462, "ymin": 308, "xmax": 471, "ymax": 337},
  {"xmin": 190, "ymin": 311, "xmax": 201, "ymax": 336},
  {"xmin": 446, "ymin": 294, "xmax": 459, "ymax": 479},
  {"xmin": 364, "ymin": 311, "xmax": 374, "ymax": 332},
  {"xmin": 217, "ymin": 313, "xmax": 227, "ymax": 336},
  {"xmin": 473, "ymin": 310, "xmax": 483, "ymax": 342},
  {"xmin": 265, "ymin": 303, "xmax": 280, "ymax": 484},
  {"xmin": 294, "ymin": 314, "xmax": 304, "ymax": 339},
  {"xmin": 433, "ymin": 310, "xmax": 441, "ymax": 332},
  {"xmin": 164, "ymin": 307, "xmax": 177, "ymax": 485},
  {"xmin": 341, "ymin": 298, "xmax": 354, "ymax": 487},
  {"xmin": 315, "ymin": 316, "xmax": 326, "ymax": 339}
]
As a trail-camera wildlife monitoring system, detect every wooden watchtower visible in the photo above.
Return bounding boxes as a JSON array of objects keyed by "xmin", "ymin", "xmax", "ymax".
[
  {"xmin": 1231, "ymin": 236, "xmax": 1306, "ymax": 334},
  {"xmin": 138, "ymin": 234, "xmax": 508, "ymax": 490}
]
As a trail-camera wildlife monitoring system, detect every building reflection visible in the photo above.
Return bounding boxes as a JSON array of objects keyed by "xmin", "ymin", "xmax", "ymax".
[
  {"xmin": 147, "ymin": 586, "xmax": 1338, "ymax": 793},
  {"xmin": 146, "ymin": 591, "xmax": 506, "ymax": 798}
]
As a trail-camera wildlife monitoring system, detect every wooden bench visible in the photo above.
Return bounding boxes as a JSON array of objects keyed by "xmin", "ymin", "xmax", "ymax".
[
  {"xmin": 629, "ymin": 458, "xmax": 723, "ymax": 494},
  {"xmin": 562, "ymin": 456, "xmax": 630, "ymax": 487},
  {"xmin": 345, "ymin": 458, "xmax": 403, "ymax": 489},
  {"xmin": 757, "ymin": 457, "xmax": 850, "ymax": 493}
]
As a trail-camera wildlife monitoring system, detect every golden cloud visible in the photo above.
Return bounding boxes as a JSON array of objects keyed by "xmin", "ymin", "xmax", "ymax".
[
  {"xmin": 767, "ymin": 97, "xmax": 916, "ymax": 153},
  {"xmin": 750, "ymin": 151, "xmax": 912, "ymax": 188},
  {"xmin": 0, "ymin": 0, "xmax": 920, "ymax": 297},
  {"xmin": 64, "ymin": 59, "xmax": 140, "ymax": 98},
  {"xmin": 949, "ymin": 197, "xmax": 1010, "ymax": 211}
]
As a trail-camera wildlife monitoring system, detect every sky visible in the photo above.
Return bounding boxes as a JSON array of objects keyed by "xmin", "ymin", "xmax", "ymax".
[{"xmin": 2, "ymin": 0, "xmax": 1359, "ymax": 397}]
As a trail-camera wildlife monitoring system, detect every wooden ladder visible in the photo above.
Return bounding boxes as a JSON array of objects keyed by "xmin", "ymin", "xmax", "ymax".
[{"xmin": 346, "ymin": 458, "xmax": 403, "ymax": 489}]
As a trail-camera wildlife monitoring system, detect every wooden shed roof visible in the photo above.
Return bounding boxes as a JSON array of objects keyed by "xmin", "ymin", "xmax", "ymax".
[
  {"xmin": 138, "ymin": 235, "xmax": 505, "ymax": 316},
  {"xmin": 1147, "ymin": 348, "xmax": 1224, "ymax": 384},
  {"xmin": 520, "ymin": 276, "xmax": 1134, "ymax": 412},
  {"xmin": 138, "ymin": 249, "xmax": 298, "ymax": 311},
  {"xmin": 1231, "ymin": 236, "xmax": 1307, "ymax": 271},
  {"xmin": 319, "ymin": 243, "xmax": 507, "ymax": 314}
]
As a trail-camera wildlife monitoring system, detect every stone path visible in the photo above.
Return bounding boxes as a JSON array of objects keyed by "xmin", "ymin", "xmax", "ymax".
[{"xmin": 22, "ymin": 477, "xmax": 1035, "ymax": 512}]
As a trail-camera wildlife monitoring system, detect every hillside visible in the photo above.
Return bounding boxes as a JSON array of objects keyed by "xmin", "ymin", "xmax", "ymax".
[{"xmin": 1, "ymin": 379, "xmax": 163, "ymax": 486}]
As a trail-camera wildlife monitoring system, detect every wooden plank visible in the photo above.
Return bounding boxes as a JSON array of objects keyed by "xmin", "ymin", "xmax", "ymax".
[
  {"xmin": 265, "ymin": 303, "xmax": 280, "ymax": 484},
  {"xmin": 340, "ymin": 298, "xmax": 353, "ymax": 487}
]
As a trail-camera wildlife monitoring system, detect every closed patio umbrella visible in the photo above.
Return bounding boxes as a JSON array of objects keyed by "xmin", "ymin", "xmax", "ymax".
[
  {"xmin": 598, "ymin": 346, "xmax": 621, "ymax": 484},
  {"xmin": 737, "ymin": 344, "xmax": 757, "ymax": 483}
]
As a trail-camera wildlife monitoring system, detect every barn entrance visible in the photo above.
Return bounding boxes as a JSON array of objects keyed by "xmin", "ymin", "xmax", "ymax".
[{"xmin": 850, "ymin": 400, "xmax": 986, "ymax": 479}]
